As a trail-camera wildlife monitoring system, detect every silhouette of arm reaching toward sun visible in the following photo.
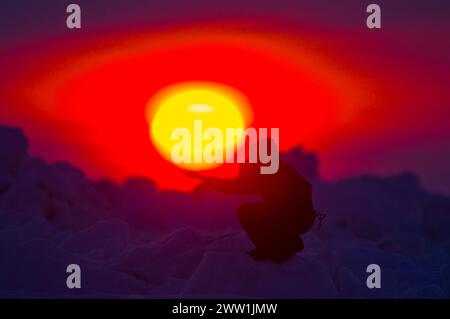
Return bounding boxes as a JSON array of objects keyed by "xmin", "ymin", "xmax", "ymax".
[{"xmin": 184, "ymin": 170, "xmax": 258, "ymax": 195}]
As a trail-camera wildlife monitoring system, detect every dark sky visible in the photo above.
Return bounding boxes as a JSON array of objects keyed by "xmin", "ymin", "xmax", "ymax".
[{"xmin": 1, "ymin": 0, "xmax": 450, "ymax": 40}]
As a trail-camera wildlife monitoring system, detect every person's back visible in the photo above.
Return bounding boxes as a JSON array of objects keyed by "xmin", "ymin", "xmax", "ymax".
[{"xmin": 245, "ymin": 161, "xmax": 316, "ymax": 236}]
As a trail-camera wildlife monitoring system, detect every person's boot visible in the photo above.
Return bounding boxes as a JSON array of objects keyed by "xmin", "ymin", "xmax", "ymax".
[
  {"xmin": 247, "ymin": 248, "xmax": 270, "ymax": 261},
  {"xmin": 270, "ymin": 236, "xmax": 304, "ymax": 263}
]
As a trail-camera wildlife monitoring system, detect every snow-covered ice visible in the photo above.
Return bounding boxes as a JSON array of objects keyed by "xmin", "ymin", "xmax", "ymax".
[{"xmin": 0, "ymin": 125, "xmax": 449, "ymax": 298}]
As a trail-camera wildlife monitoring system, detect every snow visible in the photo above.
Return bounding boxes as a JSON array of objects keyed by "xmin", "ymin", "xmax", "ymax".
[{"xmin": 0, "ymin": 125, "xmax": 450, "ymax": 298}]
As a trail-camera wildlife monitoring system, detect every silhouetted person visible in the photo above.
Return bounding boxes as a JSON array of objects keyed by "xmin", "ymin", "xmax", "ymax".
[{"xmin": 186, "ymin": 143, "xmax": 319, "ymax": 263}]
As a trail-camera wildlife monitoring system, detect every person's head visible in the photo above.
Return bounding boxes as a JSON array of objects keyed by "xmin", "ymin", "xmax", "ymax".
[{"xmin": 239, "ymin": 137, "xmax": 280, "ymax": 176}]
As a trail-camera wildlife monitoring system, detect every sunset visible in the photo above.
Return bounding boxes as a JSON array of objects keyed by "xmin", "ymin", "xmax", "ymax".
[
  {"xmin": 147, "ymin": 81, "xmax": 251, "ymax": 170},
  {"xmin": 0, "ymin": 27, "xmax": 374, "ymax": 190},
  {"xmin": 0, "ymin": 0, "xmax": 449, "ymax": 307}
]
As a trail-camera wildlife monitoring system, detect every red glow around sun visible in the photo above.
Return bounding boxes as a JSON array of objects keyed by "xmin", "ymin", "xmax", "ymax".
[{"xmin": 3, "ymin": 27, "xmax": 371, "ymax": 190}]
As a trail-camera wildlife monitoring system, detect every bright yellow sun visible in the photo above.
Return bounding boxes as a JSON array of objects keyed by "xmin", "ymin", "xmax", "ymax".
[{"xmin": 146, "ymin": 81, "xmax": 252, "ymax": 170}]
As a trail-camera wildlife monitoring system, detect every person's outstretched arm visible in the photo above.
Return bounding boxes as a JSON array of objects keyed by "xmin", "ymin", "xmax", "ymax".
[{"xmin": 185, "ymin": 170, "xmax": 256, "ymax": 195}]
